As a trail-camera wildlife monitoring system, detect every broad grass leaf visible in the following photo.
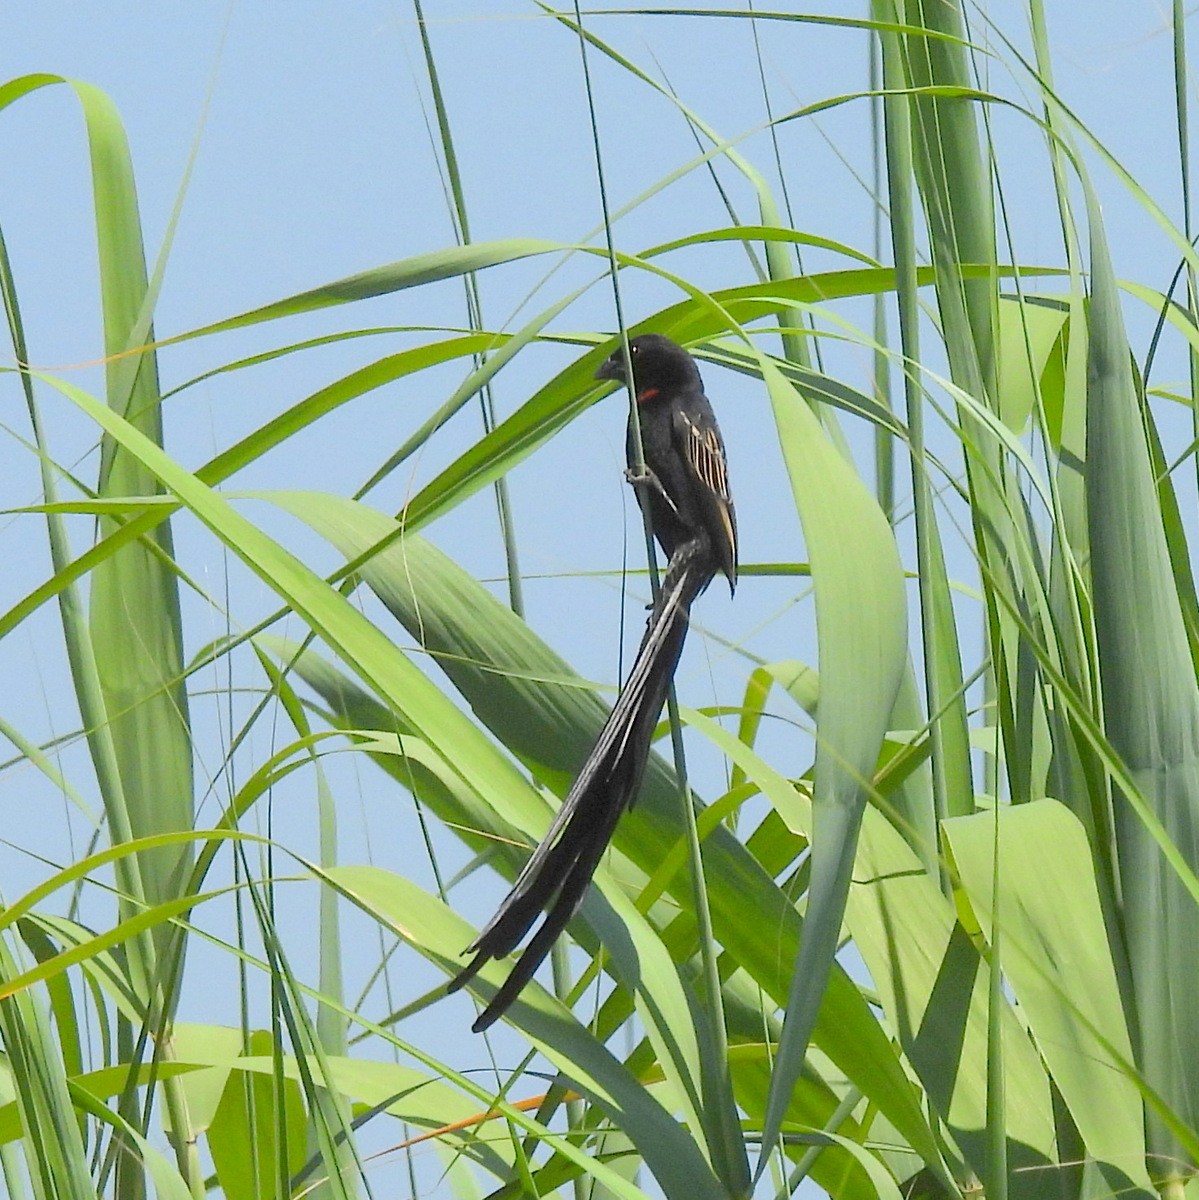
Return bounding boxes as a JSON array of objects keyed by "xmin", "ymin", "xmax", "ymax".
[
  {"xmin": 851, "ymin": 805, "xmax": 1058, "ymax": 1188},
  {"xmin": 995, "ymin": 295, "xmax": 1069, "ymax": 434},
  {"xmin": 756, "ymin": 357, "xmax": 908, "ymax": 1174},
  {"xmin": 1085, "ymin": 188, "xmax": 1199, "ymax": 1176},
  {"xmin": 943, "ymin": 802, "xmax": 1154, "ymax": 1196}
]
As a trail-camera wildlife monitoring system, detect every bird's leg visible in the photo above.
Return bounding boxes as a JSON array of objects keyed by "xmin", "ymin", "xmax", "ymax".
[
  {"xmin": 623, "ymin": 466, "xmax": 676, "ymax": 612},
  {"xmin": 624, "ymin": 465, "xmax": 682, "ymax": 520}
]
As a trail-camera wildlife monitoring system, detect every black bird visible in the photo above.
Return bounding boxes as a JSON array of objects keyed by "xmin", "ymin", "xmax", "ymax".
[
  {"xmin": 611, "ymin": 333, "xmax": 737, "ymax": 594},
  {"xmin": 448, "ymin": 333, "xmax": 737, "ymax": 1030}
]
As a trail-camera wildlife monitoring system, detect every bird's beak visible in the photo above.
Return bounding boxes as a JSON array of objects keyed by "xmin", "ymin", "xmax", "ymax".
[{"xmin": 594, "ymin": 352, "xmax": 625, "ymax": 383}]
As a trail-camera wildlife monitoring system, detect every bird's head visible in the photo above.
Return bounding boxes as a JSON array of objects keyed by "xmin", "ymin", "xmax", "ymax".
[{"xmin": 594, "ymin": 333, "xmax": 702, "ymax": 398}]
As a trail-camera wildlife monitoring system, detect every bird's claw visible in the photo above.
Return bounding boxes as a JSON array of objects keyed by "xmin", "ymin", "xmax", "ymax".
[{"xmin": 625, "ymin": 466, "xmax": 681, "ymax": 517}]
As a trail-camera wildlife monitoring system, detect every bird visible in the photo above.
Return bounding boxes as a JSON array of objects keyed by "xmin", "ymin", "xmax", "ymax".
[
  {"xmin": 609, "ymin": 333, "xmax": 737, "ymax": 595},
  {"xmin": 448, "ymin": 333, "xmax": 737, "ymax": 1031}
]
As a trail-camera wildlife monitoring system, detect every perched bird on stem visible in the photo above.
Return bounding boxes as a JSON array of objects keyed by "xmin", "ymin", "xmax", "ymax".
[{"xmin": 449, "ymin": 333, "xmax": 737, "ymax": 1031}]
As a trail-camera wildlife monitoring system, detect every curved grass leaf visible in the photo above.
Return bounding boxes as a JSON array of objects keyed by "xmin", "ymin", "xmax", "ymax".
[
  {"xmin": 1084, "ymin": 185, "xmax": 1199, "ymax": 1180},
  {"xmin": 755, "ymin": 357, "xmax": 908, "ymax": 1177},
  {"xmin": 943, "ymin": 802, "xmax": 1154, "ymax": 1196},
  {"xmin": 180, "ymin": 239, "xmax": 564, "ymax": 340}
]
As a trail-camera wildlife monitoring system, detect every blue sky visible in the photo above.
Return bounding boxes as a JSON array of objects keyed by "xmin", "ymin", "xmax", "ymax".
[{"xmin": 0, "ymin": 3, "xmax": 1192, "ymax": 1194}]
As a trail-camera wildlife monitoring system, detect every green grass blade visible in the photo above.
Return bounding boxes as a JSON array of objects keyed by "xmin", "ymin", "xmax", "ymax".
[
  {"xmin": 179, "ymin": 239, "xmax": 564, "ymax": 340},
  {"xmin": 848, "ymin": 800, "xmax": 1053, "ymax": 1190},
  {"xmin": 3, "ymin": 72, "xmax": 204, "ymax": 1194},
  {"xmin": 81, "ymin": 77, "xmax": 195, "ymax": 950},
  {"xmin": 944, "ymin": 802, "xmax": 1155, "ymax": 1196},
  {"xmin": 262, "ymin": 664, "xmax": 356, "ymax": 1200},
  {"xmin": 754, "ymin": 356, "xmax": 908, "ymax": 1178},
  {"xmin": 878, "ymin": 8, "xmax": 973, "ymax": 857},
  {"xmin": 410, "ymin": 0, "xmax": 525, "ymax": 616},
  {"xmin": 0, "ymin": 936, "xmax": 93, "ymax": 1200},
  {"xmin": 1084, "ymin": 184, "xmax": 1199, "ymax": 1182},
  {"xmin": 897, "ymin": 0, "xmax": 997, "ymax": 392}
]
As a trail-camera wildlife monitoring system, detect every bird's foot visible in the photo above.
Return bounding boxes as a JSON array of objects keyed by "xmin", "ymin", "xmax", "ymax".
[{"xmin": 624, "ymin": 466, "xmax": 681, "ymax": 517}]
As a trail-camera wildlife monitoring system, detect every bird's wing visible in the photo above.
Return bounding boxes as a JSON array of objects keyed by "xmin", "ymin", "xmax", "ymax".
[{"xmin": 675, "ymin": 398, "xmax": 737, "ymax": 580}]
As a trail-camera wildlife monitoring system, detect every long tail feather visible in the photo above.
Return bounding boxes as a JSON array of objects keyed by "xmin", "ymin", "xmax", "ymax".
[{"xmin": 448, "ymin": 541, "xmax": 711, "ymax": 1028}]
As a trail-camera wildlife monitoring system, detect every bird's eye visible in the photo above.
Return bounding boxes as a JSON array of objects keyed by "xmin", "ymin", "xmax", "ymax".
[{"xmin": 630, "ymin": 342, "xmax": 639, "ymax": 355}]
